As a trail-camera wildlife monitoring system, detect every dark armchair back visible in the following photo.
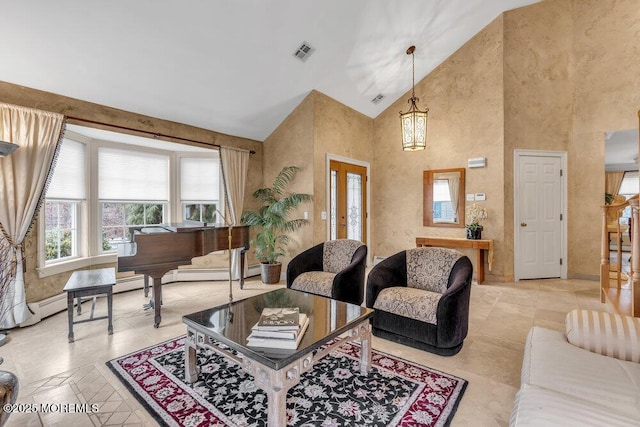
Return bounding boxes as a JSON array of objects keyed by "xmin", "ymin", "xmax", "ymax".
[
  {"xmin": 365, "ymin": 248, "xmax": 473, "ymax": 355},
  {"xmin": 287, "ymin": 240, "xmax": 368, "ymax": 305}
]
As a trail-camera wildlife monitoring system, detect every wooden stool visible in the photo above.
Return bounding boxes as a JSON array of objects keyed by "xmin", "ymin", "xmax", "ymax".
[{"xmin": 63, "ymin": 267, "xmax": 115, "ymax": 343}]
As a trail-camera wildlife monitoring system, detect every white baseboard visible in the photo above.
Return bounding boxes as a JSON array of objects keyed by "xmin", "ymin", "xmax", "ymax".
[
  {"xmin": 373, "ymin": 256, "xmax": 386, "ymax": 266},
  {"xmin": 21, "ymin": 265, "xmax": 261, "ymax": 327}
]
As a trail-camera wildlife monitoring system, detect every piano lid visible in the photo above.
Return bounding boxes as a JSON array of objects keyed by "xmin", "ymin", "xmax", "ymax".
[{"xmin": 159, "ymin": 221, "xmax": 218, "ymax": 232}]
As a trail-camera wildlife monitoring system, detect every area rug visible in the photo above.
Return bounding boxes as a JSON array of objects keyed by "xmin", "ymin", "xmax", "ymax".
[{"xmin": 107, "ymin": 336, "xmax": 467, "ymax": 426}]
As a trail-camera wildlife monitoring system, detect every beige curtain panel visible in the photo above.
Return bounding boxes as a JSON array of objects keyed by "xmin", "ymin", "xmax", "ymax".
[
  {"xmin": 605, "ymin": 171, "xmax": 625, "ymax": 196},
  {"xmin": 220, "ymin": 146, "xmax": 250, "ymax": 279},
  {"xmin": 0, "ymin": 103, "xmax": 65, "ymax": 328},
  {"xmin": 447, "ymin": 177, "xmax": 460, "ymax": 223}
]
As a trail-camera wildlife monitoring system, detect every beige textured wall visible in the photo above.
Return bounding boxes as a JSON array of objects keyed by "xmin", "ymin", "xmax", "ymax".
[
  {"xmin": 0, "ymin": 81, "xmax": 263, "ymax": 302},
  {"xmin": 262, "ymin": 93, "xmax": 315, "ymax": 263},
  {"xmin": 568, "ymin": 0, "xmax": 640, "ymax": 277},
  {"xmin": 502, "ymin": 0, "xmax": 574, "ymax": 279},
  {"xmin": 6, "ymin": 0, "xmax": 640, "ymax": 301},
  {"xmin": 262, "ymin": 91, "xmax": 375, "ymax": 264},
  {"xmin": 372, "ymin": 0, "xmax": 640, "ymax": 280},
  {"xmin": 312, "ymin": 91, "xmax": 375, "ymax": 244},
  {"xmin": 372, "ymin": 17, "xmax": 506, "ymax": 279},
  {"xmin": 501, "ymin": 0, "xmax": 640, "ymax": 278}
]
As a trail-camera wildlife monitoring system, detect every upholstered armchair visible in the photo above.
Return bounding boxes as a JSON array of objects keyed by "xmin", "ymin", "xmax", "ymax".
[
  {"xmin": 366, "ymin": 247, "xmax": 473, "ymax": 356},
  {"xmin": 287, "ymin": 239, "xmax": 367, "ymax": 305}
]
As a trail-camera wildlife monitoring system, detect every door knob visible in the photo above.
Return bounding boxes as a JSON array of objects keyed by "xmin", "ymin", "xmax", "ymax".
[{"xmin": 520, "ymin": 222, "xmax": 527, "ymax": 227}]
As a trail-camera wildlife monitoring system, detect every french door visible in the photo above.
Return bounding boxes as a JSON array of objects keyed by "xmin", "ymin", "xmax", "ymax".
[{"xmin": 329, "ymin": 160, "xmax": 367, "ymax": 243}]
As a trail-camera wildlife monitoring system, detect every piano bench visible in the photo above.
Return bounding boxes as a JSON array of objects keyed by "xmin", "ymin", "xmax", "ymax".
[{"xmin": 63, "ymin": 267, "xmax": 115, "ymax": 343}]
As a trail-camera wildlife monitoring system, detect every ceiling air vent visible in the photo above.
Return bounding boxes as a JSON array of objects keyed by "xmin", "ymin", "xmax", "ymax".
[
  {"xmin": 293, "ymin": 42, "xmax": 315, "ymax": 62},
  {"xmin": 371, "ymin": 94, "xmax": 385, "ymax": 104}
]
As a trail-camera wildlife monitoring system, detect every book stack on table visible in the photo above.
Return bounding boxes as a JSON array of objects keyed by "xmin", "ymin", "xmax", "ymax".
[{"xmin": 247, "ymin": 307, "xmax": 309, "ymax": 350}]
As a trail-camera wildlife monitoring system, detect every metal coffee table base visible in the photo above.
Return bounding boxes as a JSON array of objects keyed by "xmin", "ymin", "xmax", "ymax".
[{"xmin": 184, "ymin": 321, "xmax": 372, "ymax": 426}]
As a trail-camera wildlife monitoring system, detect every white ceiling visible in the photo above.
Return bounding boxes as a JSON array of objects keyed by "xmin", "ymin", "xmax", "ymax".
[
  {"xmin": 605, "ymin": 129, "xmax": 639, "ymax": 171},
  {"xmin": 2, "ymin": 0, "xmax": 538, "ymax": 142}
]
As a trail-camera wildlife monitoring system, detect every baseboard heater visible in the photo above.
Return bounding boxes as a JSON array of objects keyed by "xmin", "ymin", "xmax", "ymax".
[
  {"xmin": 373, "ymin": 256, "xmax": 387, "ymax": 266},
  {"xmin": 21, "ymin": 264, "xmax": 261, "ymax": 327}
]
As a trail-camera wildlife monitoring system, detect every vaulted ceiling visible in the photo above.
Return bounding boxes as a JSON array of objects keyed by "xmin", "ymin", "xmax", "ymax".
[{"xmin": 1, "ymin": 0, "xmax": 538, "ymax": 141}]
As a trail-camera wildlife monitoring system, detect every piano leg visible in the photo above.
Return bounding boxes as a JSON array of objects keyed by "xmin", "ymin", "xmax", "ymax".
[
  {"xmin": 143, "ymin": 272, "xmax": 164, "ymax": 328},
  {"xmin": 239, "ymin": 249, "xmax": 247, "ymax": 290},
  {"xmin": 144, "ymin": 275, "xmax": 149, "ymax": 297},
  {"xmin": 152, "ymin": 276, "xmax": 162, "ymax": 328},
  {"xmin": 153, "ymin": 277, "xmax": 162, "ymax": 328}
]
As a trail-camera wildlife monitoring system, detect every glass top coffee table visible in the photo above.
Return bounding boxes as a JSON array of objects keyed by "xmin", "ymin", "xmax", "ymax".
[{"xmin": 182, "ymin": 288, "xmax": 373, "ymax": 426}]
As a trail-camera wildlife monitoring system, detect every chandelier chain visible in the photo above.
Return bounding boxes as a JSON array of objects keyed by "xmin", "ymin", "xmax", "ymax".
[{"xmin": 412, "ymin": 49, "xmax": 416, "ymax": 99}]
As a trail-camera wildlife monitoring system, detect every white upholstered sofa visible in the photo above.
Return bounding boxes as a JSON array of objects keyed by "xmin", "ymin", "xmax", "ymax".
[{"xmin": 510, "ymin": 309, "xmax": 640, "ymax": 426}]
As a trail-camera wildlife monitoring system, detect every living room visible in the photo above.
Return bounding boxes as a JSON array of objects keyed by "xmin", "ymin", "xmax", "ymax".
[{"xmin": 0, "ymin": 0, "xmax": 639, "ymax": 425}]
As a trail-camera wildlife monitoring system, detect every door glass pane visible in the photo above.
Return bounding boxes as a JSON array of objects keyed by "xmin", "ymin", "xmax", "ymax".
[
  {"xmin": 346, "ymin": 172, "xmax": 362, "ymax": 241},
  {"xmin": 330, "ymin": 170, "xmax": 337, "ymax": 240}
]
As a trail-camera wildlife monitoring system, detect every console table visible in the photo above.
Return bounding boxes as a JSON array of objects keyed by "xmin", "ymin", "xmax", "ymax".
[{"xmin": 416, "ymin": 237, "xmax": 494, "ymax": 284}]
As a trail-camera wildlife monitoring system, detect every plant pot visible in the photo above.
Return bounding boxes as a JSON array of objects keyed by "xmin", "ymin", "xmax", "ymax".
[
  {"xmin": 466, "ymin": 226, "xmax": 483, "ymax": 240},
  {"xmin": 0, "ymin": 369, "xmax": 18, "ymax": 426},
  {"xmin": 260, "ymin": 262, "xmax": 282, "ymax": 284}
]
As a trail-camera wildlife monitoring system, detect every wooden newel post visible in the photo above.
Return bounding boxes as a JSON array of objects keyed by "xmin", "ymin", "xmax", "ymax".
[{"xmin": 600, "ymin": 204, "xmax": 611, "ymax": 303}]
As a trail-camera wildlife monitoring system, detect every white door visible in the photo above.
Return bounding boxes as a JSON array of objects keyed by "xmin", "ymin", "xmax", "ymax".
[{"xmin": 516, "ymin": 154, "xmax": 563, "ymax": 279}]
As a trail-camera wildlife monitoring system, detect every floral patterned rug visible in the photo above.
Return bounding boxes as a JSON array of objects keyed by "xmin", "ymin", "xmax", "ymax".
[{"xmin": 107, "ymin": 336, "xmax": 467, "ymax": 426}]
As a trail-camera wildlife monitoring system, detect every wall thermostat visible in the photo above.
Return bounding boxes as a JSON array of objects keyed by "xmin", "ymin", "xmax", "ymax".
[{"xmin": 468, "ymin": 157, "xmax": 487, "ymax": 168}]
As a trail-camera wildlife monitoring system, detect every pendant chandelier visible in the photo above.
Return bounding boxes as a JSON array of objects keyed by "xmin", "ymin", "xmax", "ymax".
[{"xmin": 399, "ymin": 45, "xmax": 429, "ymax": 151}]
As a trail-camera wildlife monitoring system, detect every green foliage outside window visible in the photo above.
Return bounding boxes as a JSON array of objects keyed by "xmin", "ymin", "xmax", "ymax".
[
  {"xmin": 101, "ymin": 203, "xmax": 165, "ymax": 251},
  {"xmin": 185, "ymin": 203, "xmax": 217, "ymax": 223},
  {"xmin": 125, "ymin": 203, "xmax": 163, "ymax": 225},
  {"xmin": 45, "ymin": 230, "xmax": 72, "ymax": 261}
]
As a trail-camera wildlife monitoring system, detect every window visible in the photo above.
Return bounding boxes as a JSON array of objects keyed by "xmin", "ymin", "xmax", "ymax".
[
  {"xmin": 98, "ymin": 147, "xmax": 169, "ymax": 251},
  {"xmin": 100, "ymin": 202, "xmax": 165, "ymax": 250},
  {"xmin": 433, "ymin": 179, "xmax": 455, "ymax": 222},
  {"xmin": 618, "ymin": 171, "xmax": 639, "ymax": 221},
  {"xmin": 44, "ymin": 139, "xmax": 85, "ymax": 263},
  {"xmin": 180, "ymin": 156, "xmax": 221, "ymax": 224},
  {"xmin": 37, "ymin": 125, "xmax": 219, "ymax": 277},
  {"xmin": 44, "ymin": 201, "xmax": 78, "ymax": 261},
  {"xmin": 618, "ymin": 171, "xmax": 638, "ymax": 197}
]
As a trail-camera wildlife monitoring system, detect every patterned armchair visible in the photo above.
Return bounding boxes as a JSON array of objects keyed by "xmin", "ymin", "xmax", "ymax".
[
  {"xmin": 287, "ymin": 239, "xmax": 367, "ymax": 305},
  {"xmin": 366, "ymin": 247, "xmax": 473, "ymax": 356}
]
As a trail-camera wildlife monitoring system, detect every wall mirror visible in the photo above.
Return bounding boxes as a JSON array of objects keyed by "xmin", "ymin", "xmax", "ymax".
[{"xmin": 423, "ymin": 168, "xmax": 465, "ymax": 227}]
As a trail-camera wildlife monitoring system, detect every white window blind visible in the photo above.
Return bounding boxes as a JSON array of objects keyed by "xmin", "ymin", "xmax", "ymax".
[
  {"xmin": 433, "ymin": 180, "xmax": 451, "ymax": 202},
  {"xmin": 99, "ymin": 147, "xmax": 169, "ymax": 201},
  {"xmin": 180, "ymin": 157, "xmax": 220, "ymax": 201},
  {"xmin": 47, "ymin": 138, "xmax": 86, "ymax": 200}
]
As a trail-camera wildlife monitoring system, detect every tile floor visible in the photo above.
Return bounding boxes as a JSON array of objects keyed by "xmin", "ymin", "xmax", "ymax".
[{"xmin": 0, "ymin": 275, "xmax": 612, "ymax": 426}]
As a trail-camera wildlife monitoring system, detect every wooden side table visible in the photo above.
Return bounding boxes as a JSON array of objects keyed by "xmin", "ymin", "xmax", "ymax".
[{"xmin": 63, "ymin": 267, "xmax": 115, "ymax": 342}]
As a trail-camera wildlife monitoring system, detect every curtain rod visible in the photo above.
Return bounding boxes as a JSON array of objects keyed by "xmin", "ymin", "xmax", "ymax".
[{"xmin": 65, "ymin": 116, "xmax": 256, "ymax": 154}]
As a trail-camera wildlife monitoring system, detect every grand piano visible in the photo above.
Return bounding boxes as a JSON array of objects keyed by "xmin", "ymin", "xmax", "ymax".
[{"xmin": 117, "ymin": 222, "xmax": 250, "ymax": 328}]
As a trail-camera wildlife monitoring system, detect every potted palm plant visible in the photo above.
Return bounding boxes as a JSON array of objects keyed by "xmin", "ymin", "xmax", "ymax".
[{"xmin": 242, "ymin": 166, "xmax": 312, "ymax": 284}]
